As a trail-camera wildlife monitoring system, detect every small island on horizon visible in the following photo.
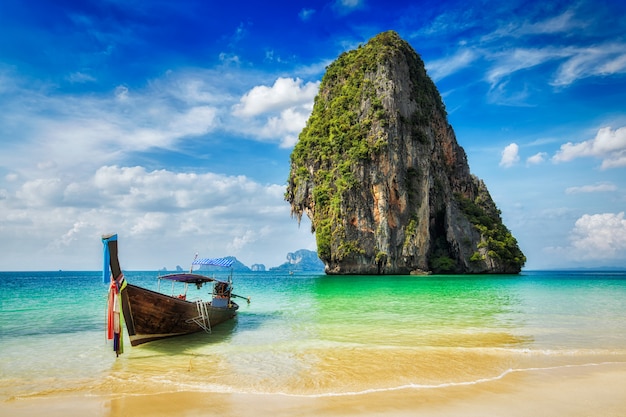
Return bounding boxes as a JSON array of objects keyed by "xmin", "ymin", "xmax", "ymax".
[{"xmin": 158, "ymin": 249, "xmax": 326, "ymax": 273}]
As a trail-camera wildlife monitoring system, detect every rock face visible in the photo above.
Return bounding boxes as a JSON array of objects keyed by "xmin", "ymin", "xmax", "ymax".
[{"xmin": 286, "ymin": 31, "xmax": 526, "ymax": 275}]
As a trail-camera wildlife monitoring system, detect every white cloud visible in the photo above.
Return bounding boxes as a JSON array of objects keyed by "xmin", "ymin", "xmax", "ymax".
[
  {"xmin": 486, "ymin": 47, "xmax": 570, "ymax": 88},
  {"xmin": 130, "ymin": 212, "xmax": 168, "ymax": 236},
  {"xmin": 481, "ymin": 42, "xmax": 626, "ymax": 99},
  {"xmin": 233, "ymin": 77, "xmax": 319, "ymax": 117},
  {"xmin": 485, "ymin": 10, "xmax": 583, "ymax": 41},
  {"xmin": 526, "ymin": 152, "xmax": 547, "ymax": 165},
  {"xmin": 500, "ymin": 143, "xmax": 520, "ymax": 167},
  {"xmin": 565, "ymin": 183, "xmax": 617, "ymax": 194},
  {"xmin": 15, "ymin": 178, "xmax": 64, "ymax": 207},
  {"xmin": 92, "ymin": 165, "xmax": 260, "ymax": 211},
  {"xmin": 475, "ymin": 9, "xmax": 588, "ymax": 88},
  {"xmin": 552, "ymin": 126, "xmax": 626, "ymax": 169},
  {"xmin": 569, "ymin": 212, "xmax": 626, "ymax": 259},
  {"xmin": 420, "ymin": 8, "xmax": 624, "ymax": 103},
  {"xmin": 0, "ymin": 69, "xmax": 319, "ymax": 230},
  {"xmin": 259, "ymin": 107, "xmax": 313, "ymax": 146},
  {"xmin": 518, "ymin": 10, "xmax": 581, "ymax": 36},
  {"xmin": 59, "ymin": 221, "xmax": 89, "ymax": 246},
  {"xmin": 231, "ymin": 77, "xmax": 318, "ymax": 147},
  {"xmin": 228, "ymin": 226, "xmax": 272, "ymax": 251},
  {"xmin": 0, "ymin": 75, "xmax": 225, "ymax": 186},
  {"xmin": 427, "ymin": 49, "xmax": 477, "ymax": 81},
  {"xmin": 166, "ymin": 106, "xmax": 217, "ymax": 137},
  {"xmin": 0, "ymin": 163, "xmax": 315, "ymax": 269},
  {"xmin": 552, "ymin": 43, "xmax": 626, "ymax": 87},
  {"xmin": 432, "ymin": 5, "xmax": 626, "ymax": 101},
  {"xmin": 545, "ymin": 212, "xmax": 626, "ymax": 264}
]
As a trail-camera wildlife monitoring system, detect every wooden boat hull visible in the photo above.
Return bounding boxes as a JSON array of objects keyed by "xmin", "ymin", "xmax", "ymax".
[{"xmin": 121, "ymin": 283, "xmax": 238, "ymax": 346}]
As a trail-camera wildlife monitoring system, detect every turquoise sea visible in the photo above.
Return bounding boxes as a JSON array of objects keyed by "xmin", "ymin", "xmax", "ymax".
[{"xmin": 1, "ymin": 270, "xmax": 626, "ymax": 401}]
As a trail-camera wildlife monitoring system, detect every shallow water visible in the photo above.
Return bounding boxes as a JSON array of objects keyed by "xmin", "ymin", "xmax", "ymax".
[{"xmin": 1, "ymin": 270, "xmax": 625, "ymax": 400}]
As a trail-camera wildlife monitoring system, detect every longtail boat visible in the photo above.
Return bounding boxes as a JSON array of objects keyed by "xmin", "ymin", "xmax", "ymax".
[{"xmin": 102, "ymin": 233, "xmax": 246, "ymax": 354}]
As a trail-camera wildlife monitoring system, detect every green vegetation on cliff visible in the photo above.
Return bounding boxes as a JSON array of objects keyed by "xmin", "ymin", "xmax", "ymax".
[
  {"xmin": 456, "ymin": 194, "xmax": 526, "ymax": 271},
  {"xmin": 288, "ymin": 31, "xmax": 444, "ymax": 262}
]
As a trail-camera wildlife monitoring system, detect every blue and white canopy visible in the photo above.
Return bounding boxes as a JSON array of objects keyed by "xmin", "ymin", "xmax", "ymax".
[{"xmin": 192, "ymin": 257, "xmax": 234, "ymax": 268}]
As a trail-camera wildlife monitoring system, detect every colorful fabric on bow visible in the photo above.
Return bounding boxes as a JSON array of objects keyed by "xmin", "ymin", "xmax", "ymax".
[{"xmin": 107, "ymin": 273, "xmax": 126, "ymax": 356}]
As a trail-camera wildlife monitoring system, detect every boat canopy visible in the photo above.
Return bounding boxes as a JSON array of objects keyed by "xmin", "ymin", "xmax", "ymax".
[
  {"xmin": 192, "ymin": 257, "xmax": 234, "ymax": 268},
  {"xmin": 159, "ymin": 273, "xmax": 217, "ymax": 284}
]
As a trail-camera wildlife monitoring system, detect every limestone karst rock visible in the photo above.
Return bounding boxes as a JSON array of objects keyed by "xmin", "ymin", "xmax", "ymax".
[{"xmin": 286, "ymin": 31, "xmax": 526, "ymax": 275}]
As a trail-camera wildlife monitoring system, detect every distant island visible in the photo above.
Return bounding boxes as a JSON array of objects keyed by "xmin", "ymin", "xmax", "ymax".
[
  {"xmin": 269, "ymin": 249, "xmax": 325, "ymax": 272},
  {"xmin": 158, "ymin": 249, "xmax": 325, "ymax": 273}
]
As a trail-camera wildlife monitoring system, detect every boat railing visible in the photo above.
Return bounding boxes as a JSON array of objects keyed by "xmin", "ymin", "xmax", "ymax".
[{"xmin": 187, "ymin": 300, "xmax": 212, "ymax": 333}]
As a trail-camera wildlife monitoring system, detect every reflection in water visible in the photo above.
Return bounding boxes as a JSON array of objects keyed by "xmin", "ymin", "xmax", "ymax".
[
  {"xmin": 312, "ymin": 275, "xmax": 531, "ymax": 346},
  {"xmin": 286, "ymin": 275, "xmax": 533, "ymax": 392}
]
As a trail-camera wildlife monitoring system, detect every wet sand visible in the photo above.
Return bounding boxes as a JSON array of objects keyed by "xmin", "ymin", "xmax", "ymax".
[{"xmin": 3, "ymin": 362, "xmax": 625, "ymax": 417}]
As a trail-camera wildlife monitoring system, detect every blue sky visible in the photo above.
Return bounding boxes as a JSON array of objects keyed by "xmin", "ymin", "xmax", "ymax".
[{"xmin": 1, "ymin": 0, "xmax": 625, "ymax": 271}]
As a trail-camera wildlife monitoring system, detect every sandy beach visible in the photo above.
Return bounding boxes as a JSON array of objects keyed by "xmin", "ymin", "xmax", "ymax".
[{"xmin": 3, "ymin": 362, "xmax": 625, "ymax": 417}]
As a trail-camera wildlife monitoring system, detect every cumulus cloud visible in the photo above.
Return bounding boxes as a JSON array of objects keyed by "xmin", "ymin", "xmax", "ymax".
[
  {"xmin": 553, "ymin": 126, "xmax": 626, "ymax": 169},
  {"xmin": 500, "ymin": 143, "xmax": 520, "ymax": 167},
  {"xmin": 92, "ymin": 165, "xmax": 261, "ymax": 211},
  {"xmin": 0, "ymin": 68, "xmax": 321, "ymax": 193},
  {"xmin": 15, "ymin": 178, "xmax": 64, "ymax": 208},
  {"xmin": 0, "ymin": 164, "xmax": 315, "ymax": 269},
  {"xmin": 569, "ymin": 212, "xmax": 626, "ymax": 259},
  {"xmin": 0, "ymin": 67, "xmax": 324, "ymax": 269},
  {"xmin": 545, "ymin": 212, "xmax": 626, "ymax": 264},
  {"xmin": 233, "ymin": 77, "xmax": 318, "ymax": 117},
  {"xmin": 526, "ymin": 152, "xmax": 547, "ymax": 165},
  {"xmin": 130, "ymin": 212, "xmax": 168, "ymax": 236},
  {"xmin": 260, "ymin": 107, "xmax": 313, "ymax": 147},
  {"xmin": 232, "ymin": 77, "xmax": 318, "ymax": 147}
]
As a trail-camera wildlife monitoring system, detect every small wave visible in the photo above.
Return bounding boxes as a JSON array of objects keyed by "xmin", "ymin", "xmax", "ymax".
[
  {"xmin": 505, "ymin": 347, "xmax": 626, "ymax": 356},
  {"xmin": 280, "ymin": 361, "xmax": 625, "ymax": 398},
  {"xmin": 95, "ymin": 360, "xmax": 625, "ymax": 399}
]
